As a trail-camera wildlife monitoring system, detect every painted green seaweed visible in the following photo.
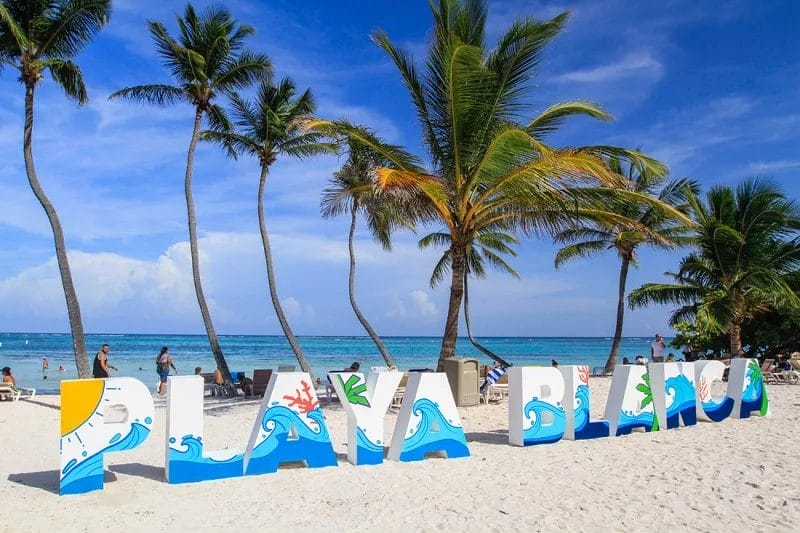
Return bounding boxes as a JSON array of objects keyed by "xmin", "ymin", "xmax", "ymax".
[
  {"xmin": 747, "ymin": 359, "xmax": 769, "ymax": 416},
  {"xmin": 337, "ymin": 374, "xmax": 371, "ymax": 407},
  {"xmin": 636, "ymin": 373, "xmax": 660, "ymax": 432}
]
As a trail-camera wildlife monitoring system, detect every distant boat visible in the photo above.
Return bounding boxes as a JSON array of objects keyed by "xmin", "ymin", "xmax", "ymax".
[{"xmin": 25, "ymin": 339, "xmax": 29, "ymax": 345}]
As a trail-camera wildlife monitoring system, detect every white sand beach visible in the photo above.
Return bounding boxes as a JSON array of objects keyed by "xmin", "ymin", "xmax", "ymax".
[{"xmin": 1, "ymin": 379, "xmax": 798, "ymax": 532}]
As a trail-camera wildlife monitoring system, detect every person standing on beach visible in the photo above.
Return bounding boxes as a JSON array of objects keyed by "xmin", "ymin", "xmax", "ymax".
[
  {"xmin": 42, "ymin": 357, "xmax": 48, "ymax": 380},
  {"xmin": 92, "ymin": 344, "xmax": 117, "ymax": 378},
  {"xmin": 651, "ymin": 334, "xmax": 666, "ymax": 363},
  {"xmin": 156, "ymin": 346, "xmax": 177, "ymax": 395}
]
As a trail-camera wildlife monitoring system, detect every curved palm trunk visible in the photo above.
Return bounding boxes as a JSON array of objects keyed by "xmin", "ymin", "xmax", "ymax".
[
  {"xmin": 185, "ymin": 108, "xmax": 233, "ymax": 385},
  {"xmin": 348, "ymin": 206, "xmax": 394, "ymax": 367},
  {"xmin": 24, "ymin": 84, "xmax": 91, "ymax": 377},
  {"xmin": 604, "ymin": 255, "xmax": 631, "ymax": 374},
  {"xmin": 463, "ymin": 275, "xmax": 511, "ymax": 368},
  {"xmin": 438, "ymin": 243, "xmax": 466, "ymax": 371},
  {"xmin": 729, "ymin": 319, "xmax": 743, "ymax": 358},
  {"xmin": 258, "ymin": 165, "xmax": 311, "ymax": 373}
]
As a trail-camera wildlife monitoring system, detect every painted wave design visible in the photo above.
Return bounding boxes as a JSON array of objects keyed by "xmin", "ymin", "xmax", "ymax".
[
  {"xmin": 355, "ymin": 426, "xmax": 384, "ymax": 465},
  {"xmin": 522, "ymin": 397, "xmax": 565, "ymax": 445},
  {"xmin": 702, "ymin": 396, "xmax": 734, "ymax": 421},
  {"xmin": 399, "ymin": 398, "xmax": 469, "ymax": 461},
  {"xmin": 60, "ymin": 422, "xmax": 151, "ymax": 495},
  {"xmin": 246, "ymin": 406, "xmax": 336, "ymax": 474},
  {"xmin": 573, "ymin": 385, "xmax": 609, "ymax": 439},
  {"xmin": 168, "ymin": 435, "xmax": 243, "ymax": 483},
  {"xmin": 616, "ymin": 410, "xmax": 654, "ymax": 436},
  {"xmin": 665, "ymin": 375, "xmax": 697, "ymax": 428},
  {"xmin": 739, "ymin": 367, "xmax": 765, "ymax": 418}
]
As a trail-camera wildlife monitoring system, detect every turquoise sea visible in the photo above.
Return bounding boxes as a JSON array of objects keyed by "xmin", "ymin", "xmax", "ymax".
[{"xmin": 0, "ymin": 332, "xmax": 670, "ymax": 393}]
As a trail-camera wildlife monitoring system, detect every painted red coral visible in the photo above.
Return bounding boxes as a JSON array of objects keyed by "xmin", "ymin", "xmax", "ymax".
[
  {"xmin": 578, "ymin": 366, "xmax": 589, "ymax": 385},
  {"xmin": 697, "ymin": 376, "xmax": 710, "ymax": 402},
  {"xmin": 283, "ymin": 380, "xmax": 319, "ymax": 413}
]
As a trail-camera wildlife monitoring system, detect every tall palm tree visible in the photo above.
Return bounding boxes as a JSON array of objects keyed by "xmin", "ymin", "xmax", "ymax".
[
  {"xmin": 629, "ymin": 178, "xmax": 800, "ymax": 357},
  {"xmin": 312, "ymin": 0, "xmax": 668, "ymax": 370},
  {"xmin": 321, "ymin": 136, "xmax": 416, "ymax": 368},
  {"xmin": 110, "ymin": 4, "xmax": 270, "ymax": 384},
  {"xmin": 203, "ymin": 77, "xmax": 334, "ymax": 374},
  {"xmin": 0, "ymin": 0, "xmax": 111, "ymax": 378},
  {"xmin": 554, "ymin": 159, "xmax": 698, "ymax": 374}
]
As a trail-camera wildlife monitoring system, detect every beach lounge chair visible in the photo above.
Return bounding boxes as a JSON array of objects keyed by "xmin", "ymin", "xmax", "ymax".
[
  {"xmin": 760, "ymin": 359, "xmax": 779, "ymax": 385},
  {"xmin": 391, "ymin": 373, "xmax": 410, "ymax": 409},
  {"xmin": 277, "ymin": 365, "xmax": 295, "ymax": 372},
  {"xmin": 0, "ymin": 382, "xmax": 36, "ymax": 401},
  {"xmin": 251, "ymin": 369, "xmax": 273, "ymax": 397}
]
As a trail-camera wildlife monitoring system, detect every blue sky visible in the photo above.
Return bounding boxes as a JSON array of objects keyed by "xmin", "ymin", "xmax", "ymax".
[{"xmin": 0, "ymin": 0, "xmax": 798, "ymax": 337}]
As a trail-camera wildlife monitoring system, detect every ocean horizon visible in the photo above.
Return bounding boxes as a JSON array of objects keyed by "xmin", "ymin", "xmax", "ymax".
[{"xmin": 0, "ymin": 332, "xmax": 670, "ymax": 393}]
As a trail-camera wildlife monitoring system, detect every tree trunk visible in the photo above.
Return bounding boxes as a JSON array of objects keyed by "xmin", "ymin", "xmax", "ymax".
[
  {"xmin": 348, "ymin": 205, "xmax": 394, "ymax": 367},
  {"xmin": 604, "ymin": 254, "xmax": 631, "ymax": 374},
  {"xmin": 729, "ymin": 319, "xmax": 743, "ymax": 358},
  {"xmin": 258, "ymin": 165, "xmax": 311, "ymax": 373},
  {"xmin": 23, "ymin": 83, "xmax": 91, "ymax": 378},
  {"xmin": 463, "ymin": 275, "xmax": 511, "ymax": 368},
  {"xmin": 184, "ymin": 108, "xmax": 233, "ymax": 385},
  {"xmin": 438, "ymin": 242, "xmax": 466, "ymax": 371}
]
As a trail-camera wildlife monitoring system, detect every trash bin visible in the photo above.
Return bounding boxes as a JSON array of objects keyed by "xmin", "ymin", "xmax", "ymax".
[{"xmin": 442, "ymin": 357, "xmax": 480, "ymax": 406}]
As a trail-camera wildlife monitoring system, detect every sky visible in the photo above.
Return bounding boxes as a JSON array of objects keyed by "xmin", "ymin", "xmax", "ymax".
[{"xmin": 0, "ymin": 0, "xmax": 799, "ymax": 337}]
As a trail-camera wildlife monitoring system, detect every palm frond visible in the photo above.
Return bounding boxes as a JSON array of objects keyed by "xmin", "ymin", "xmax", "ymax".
[
  {"xmin": 526, "ymin": 100, "xmax": 611, "ymax": 139},
  {"xmin": 108, "ymin": 84, "xmax": 185, "ymax": 106},
  {"xmin": 44, "ymin": 58, "xmax": 87, "ymax": 103}
]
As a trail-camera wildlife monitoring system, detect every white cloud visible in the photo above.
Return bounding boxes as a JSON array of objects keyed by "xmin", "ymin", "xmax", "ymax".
[
  {"xmin": 389, "ymin": 290, "xmax": 438, "ymax": 319},
  {"xmin": 747, "ymin": 160, "xmax": 800, "ymax": 173},
  {"xmin": 553, "ymin": 52, "xmax": 664, "ymax": 84}
]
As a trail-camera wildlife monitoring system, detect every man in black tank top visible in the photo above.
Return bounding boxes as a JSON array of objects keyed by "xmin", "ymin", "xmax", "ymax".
[{"xmin": 92, "ymin": 344, "xmax": 117, "ymax": 378}]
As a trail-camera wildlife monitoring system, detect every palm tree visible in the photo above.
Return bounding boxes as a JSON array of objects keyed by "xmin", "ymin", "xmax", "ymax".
[
  {"xmin": 0, "ymin": 0, "xmax": 111, "ymax": 378},
  {"xmin": 312, "ymin": 0, "xmax": 668, "ymax": 370},
  {"xmin": 554, "ymin": 159, "xmax": 698, "ymax": 374},
  {"xmin": 203, "ymin": 77, "xmax": 334, "ymax": 374},
  {"xmin": 110, "ymin": 4, "xmax": 270, "ymax": 384},
  {"xmin": 321, "ymin": 136, "xmax": 416, "ymax": 368},
  {"xmin": 629, "ymin": 178, "xmax": 800, "ymax": 357}
]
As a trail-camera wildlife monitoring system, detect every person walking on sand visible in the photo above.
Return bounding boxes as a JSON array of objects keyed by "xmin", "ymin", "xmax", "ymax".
[
  {"xmin": 156, "ymin": 346, "xmax": 177, "ymax": 395},
  {"xmin": 651, "ymin": 334, "xmax": 666, "ymax": 363},
  {"xmin": 92, "ymin": 344, "xmax": 117, "ymax": 378}
]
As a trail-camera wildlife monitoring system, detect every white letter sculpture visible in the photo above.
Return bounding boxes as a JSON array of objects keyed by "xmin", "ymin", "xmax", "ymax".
[
  {"xmin": 243, "ymin": 372, "xmax": 337, "ymax": 474},
  {"xmin": 604, "ymin": 365, "xmax": 657, "ymax": 436},
  {"xmin": 693, "ymin": 360, "xmax": 735, "ymax": 422},
  {"xmin": 509, "ymin": 367, "xmax": 566, "ymax": 446},
  {"xmin": 60, "ymin": 378, "xmax": 154, "ymax": 495},
  {"xmin": 728, "ymin": 358, "xmax": 769, "ymax": 418},
  {"xmin": 328, "ymin": 371, "xmax": 403, "ymax": 465},
  {"xmin": 648, "ymin": 362, "xmax": 697, "ymax": 430},
  {"xmin": 165, "ymin": 376, "xmax": 244, "ymax": 483},
  {"xmin": 387, "ymin": 373, "xmax": 470, "ymax": 461},
  {"xmin": 560, "ymin": 365, "xmax": 610, "ymax": 440}
]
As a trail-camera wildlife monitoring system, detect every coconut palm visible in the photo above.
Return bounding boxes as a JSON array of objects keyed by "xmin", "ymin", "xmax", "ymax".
[
  {"xmin": 110, "ymin": 4, "xmax": 270, "ymax": 384},
  {"xmin": 321, "ymin": 136, "xmax": 417, "ymax": 368},
  {"xmin": 554, "ymin": 159, "xmax": 698, "ymax": 374},
  {"xmin": 0, "ymin": 0, "xmax": 111, "ymax": 377},
  {"xmin": 629, "ymin": 178, "xmax": 800, "ymax": 357},
  {"xmin": 312, "ymin": 0, "xmax": 668, "ymax": 370},
  {"xmin": 203, "ymin": 77, "xmax": 334, "ymax": 374}
]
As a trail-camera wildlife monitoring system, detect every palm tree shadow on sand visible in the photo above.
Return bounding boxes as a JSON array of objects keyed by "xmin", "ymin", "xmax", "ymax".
[{"xmin": 8, "ymin": 463, "xmax": 164, "ymax": 494}]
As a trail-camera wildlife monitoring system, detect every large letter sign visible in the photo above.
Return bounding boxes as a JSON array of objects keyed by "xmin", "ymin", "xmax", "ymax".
[
  {"xmin": 328, "ymin": 371, "xmax": 403, "ymax": 465},
  {"xmin": 165, "ymin": 376, "xmax": 244, "ymax": 483},
  {"xmin": 604, "ymin": 365, "xmax": 657, "ymax": 436},
  {"xmin": 243, "ymin": 372, "xmax": 337, "ymax": 475},
  {"xmin": 648, "ymin": 362, "xmax": 697, "ymax": 430},
  {"xmin": 728, "ymin": 358, "xmax": 769, "ymax": 419},
  {"xmin": 560, "ymin": 365, "xmax": 610, "ymax": 440},
  {"xmin": 693, "ymin": 360, "xmax": 735, "ymax": 422},
  {"xmin": 387, "ymin": 373, "xmax": 470, "ymax": 462},
  {"xmin": 60, "ymin": 378, "xmax": 154, "ymax": 495},
  {"xmin": 509, "ymin": 367, "xmax": 566, "ymax": 446}
]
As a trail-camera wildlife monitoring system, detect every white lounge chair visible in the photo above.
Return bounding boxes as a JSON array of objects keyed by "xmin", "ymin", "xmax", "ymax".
[{"xmin": 0, "ymin": 382, "xmax": 36, "ymax": 401}]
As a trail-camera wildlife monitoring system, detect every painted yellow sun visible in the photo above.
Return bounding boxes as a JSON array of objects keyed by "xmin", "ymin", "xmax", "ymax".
[{"xmin": 61, "ymin": 379, "xmax": 106, "ymax": 436}]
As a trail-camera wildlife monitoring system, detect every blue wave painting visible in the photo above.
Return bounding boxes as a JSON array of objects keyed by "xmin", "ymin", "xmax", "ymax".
[
  {"xmin": 355, "ymin": 427, "xmax": 384, "ymax": 465},
  {"xmin": 245, "ymin": 406, "xmax": 336, "ymax": 475},
  {"xmin": 701, "ymin": 396, "xmax": 734, "ymax": 421},
  {"xmin": 168, "ymin": 435, "xmax": 243, "ymax": 483},
  {"xmin": 522, "ymin": 397, "xmax": 565, "ymax": 445},
  {"xmin": 573, "ymin": 385, "xmax": 609, "ymax": 440},
  {"xmin": 398, "ymin": 398, "xmax": 469, "ymax": 461},
  {"xmin": 616, "ymin": 410, "xmax": 654, "ymax": 436},
  {"xmin": 739, "ymin": 367, "xmax": 765, "ymax": 418},
  {"xmin": 60, "ymin": 422, "xmax": 151, "ymax": 495},
  {"xmin": 664, "ymin": 375, "xmax": 697, "ymax": 429}
]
